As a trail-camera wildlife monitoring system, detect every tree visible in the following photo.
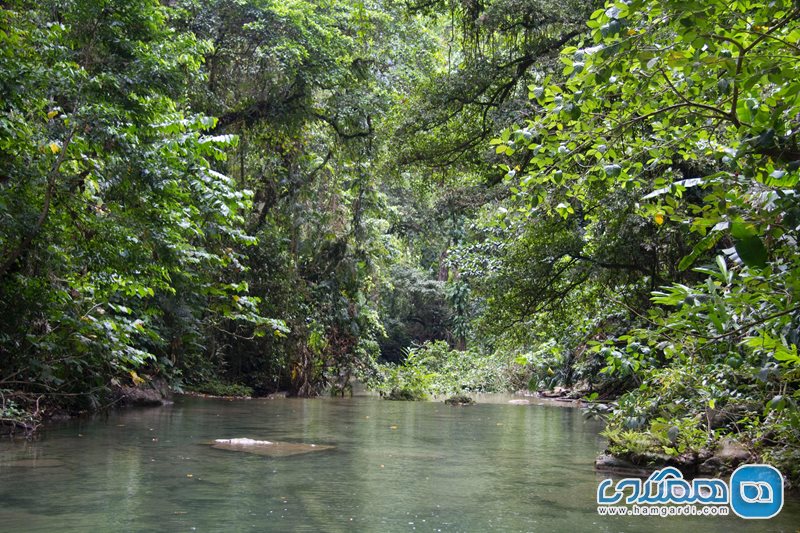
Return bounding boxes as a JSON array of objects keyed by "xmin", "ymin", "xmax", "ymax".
[
  {"xmin": 0, "ymin": 0, "xmax": 275, "ymax": 410},
  {"xmin": 494, "ymin": 0, "xmax": 800, "ymax": 478}
]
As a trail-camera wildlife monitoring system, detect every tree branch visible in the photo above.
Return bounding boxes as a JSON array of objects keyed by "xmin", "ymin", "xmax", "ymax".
[{"xmin": 313, "ymin": 112, "xmax": 373, "ymax": 139}]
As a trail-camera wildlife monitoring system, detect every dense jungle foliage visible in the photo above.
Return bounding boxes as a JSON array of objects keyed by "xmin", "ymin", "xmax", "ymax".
[{"xmin": 1, "ymin": 0, "xmax": 799, "ymax": 482}]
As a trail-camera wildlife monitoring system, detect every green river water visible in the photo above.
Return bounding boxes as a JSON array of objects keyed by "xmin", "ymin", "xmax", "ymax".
[{"xmin": 0, "ymin": 394, "xmax": 797, "ymax": 532}]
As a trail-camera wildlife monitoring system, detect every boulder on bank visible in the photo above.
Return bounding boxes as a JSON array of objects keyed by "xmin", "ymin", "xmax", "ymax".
[
  {"xmin": 715, "ymin": 437, "xmax": 751, "ymax": 463},
  {"xmin": 595, "ymin": 450, "xmax": 699, "ymax": 477},
  {"xmin": 595, "ymin": 453, "xmax": 656, "ymax": 477},
  {"xmin": 698, "ymin": 456, "xmax": 726, "ymax": 475},
  {"xmin": 696, "ymin": 438, "xmax": 750, "ymax": 475},
  {"xmin": 113, "ymin": 377, "xmax": 170, "ymax": 407},
  {"xmin": 596, "ymin": 439, "xmax": 754, "ymax": 478},
  {"xmin": 538, "ymin": 387, "xmax": 570, "ymax": 398},
  {"xmin": 211, "ymin": 438, "xmax": 334, "ymax": 457}
]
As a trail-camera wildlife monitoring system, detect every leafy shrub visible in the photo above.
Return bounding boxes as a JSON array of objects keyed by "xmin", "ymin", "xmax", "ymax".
[{"xmin": 369, "ymin": 340, "xmax": 521, "ymax": 398}]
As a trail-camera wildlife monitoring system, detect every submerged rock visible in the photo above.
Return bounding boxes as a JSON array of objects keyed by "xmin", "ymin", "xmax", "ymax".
[
  {"xmin": 444, "ymin": 395, "xmax": 475, "ymax": 406},
  {"xmin": 211, "ymin": 438, "xmax": 334, "ymax": 457}
]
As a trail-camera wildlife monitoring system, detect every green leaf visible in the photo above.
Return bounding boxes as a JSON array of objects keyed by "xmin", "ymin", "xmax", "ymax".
[
  {"xmin": 678, "ymin": 232, "xmax": 723, "ymax": 271},
  {"xmin": 603, "ymin": 164, "xmax": 621, "ymax": 177},
  {"xmin": 734, "ymin": 235, "xmax": 767, "ymax": 268},
  {"xmin": 730, "ymin": 218, "xmax": 756, "ymax": 239}
]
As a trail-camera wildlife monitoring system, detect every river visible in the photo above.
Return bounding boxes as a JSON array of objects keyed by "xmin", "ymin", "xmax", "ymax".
[{"xmin": 0, "ymin": 394, "xmax": 797, "ymax": 531}]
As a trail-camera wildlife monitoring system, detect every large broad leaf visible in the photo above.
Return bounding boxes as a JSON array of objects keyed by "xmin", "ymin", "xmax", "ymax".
[
  {"xmin": 734, "ymin": 235, "xmax": 768, "ymax": 268},
  {"xmin": 730, "ymin": 218, "xmax": 756, "ymax": 239},
  {"xmin": 678, "ymin": 231, "xmax": 722, "ymax": 271}
]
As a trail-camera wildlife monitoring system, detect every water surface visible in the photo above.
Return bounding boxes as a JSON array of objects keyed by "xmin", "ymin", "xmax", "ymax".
[{"xmin": 0, "ymin": 395, "xmax": 796, "ymax": 532}]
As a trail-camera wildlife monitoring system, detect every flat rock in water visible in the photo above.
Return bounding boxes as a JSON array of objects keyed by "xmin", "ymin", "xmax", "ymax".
[
  {"xmin": 508, "ymin": 399, "xmax": 530, "ymax": 405},
  {"xmin": 211, "ymin": 438, "xmax": 334, "ymax": 457}
]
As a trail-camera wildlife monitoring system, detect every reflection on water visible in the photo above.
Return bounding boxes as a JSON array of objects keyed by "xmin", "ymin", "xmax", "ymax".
[{"xmin": 0, "ymin": 395, "xmax": 797, "ymax": 532}]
